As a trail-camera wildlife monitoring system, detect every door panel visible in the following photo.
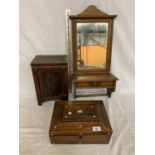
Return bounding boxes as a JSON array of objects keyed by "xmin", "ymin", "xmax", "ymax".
[{"xmin": 38, "ymin": 69, "xmax": 64, "ymax": 97}]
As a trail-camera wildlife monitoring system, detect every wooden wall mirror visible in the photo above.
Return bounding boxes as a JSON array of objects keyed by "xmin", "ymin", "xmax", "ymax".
[
  {"xmin": 70, "ymin": 5, "xmax": 117, "ymax": 74},
  {"xmin": 77, "ymin": 22, "xmax": 108, "ymax": 70},
  {"xmin": 70, "ymin": 5, "xmax": 118, "ymax": 98}
]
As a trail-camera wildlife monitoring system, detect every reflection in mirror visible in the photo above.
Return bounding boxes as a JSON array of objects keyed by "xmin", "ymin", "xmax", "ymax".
[{"xmin": 77, "ymin": 23, "xmax": 108, "ymax": 70}]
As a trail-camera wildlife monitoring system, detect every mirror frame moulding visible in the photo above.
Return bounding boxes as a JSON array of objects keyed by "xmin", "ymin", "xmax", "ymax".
[{"xmin": 69, "ymin": 5, "xmax": 117, "ymax": 75}]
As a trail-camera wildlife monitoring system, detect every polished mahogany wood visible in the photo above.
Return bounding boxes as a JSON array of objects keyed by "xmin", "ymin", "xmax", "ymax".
[
  {"xmin": 31, "ymin": 55, "xmax": 68, "ymax": 105},
  {"xmin": 49, "ymin": 100, "xmax": 113, "ymax": 144}
]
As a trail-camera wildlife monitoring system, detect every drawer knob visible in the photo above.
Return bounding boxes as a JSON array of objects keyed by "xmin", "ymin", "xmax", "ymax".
[{"xmin": 89, "ymin": 81, "xmax": 100, "ymax": 87}]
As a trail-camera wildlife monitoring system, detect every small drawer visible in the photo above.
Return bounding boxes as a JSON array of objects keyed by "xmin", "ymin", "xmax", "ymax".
[
  {"xmin": 76, "ymin": 81, "xmax": 113, "ymax": 87},
  {"xmin": 81, "ymin": 134, "xmax": 111, "ymax": 144}
]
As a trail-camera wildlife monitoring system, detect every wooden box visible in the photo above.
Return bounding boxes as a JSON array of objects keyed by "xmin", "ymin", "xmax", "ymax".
[
  {"xmin": 49, "ymin": 100, "xmax": 113, "ymax": 144},
  {"xmin": 31, "ymin": 55, "xmax": 68, "ymax": 105}
]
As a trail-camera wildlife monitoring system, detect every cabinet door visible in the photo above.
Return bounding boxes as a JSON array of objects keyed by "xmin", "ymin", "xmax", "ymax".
[{"xmin": 37, "ymin": 68, "xmax": 67, "ymax": 98}]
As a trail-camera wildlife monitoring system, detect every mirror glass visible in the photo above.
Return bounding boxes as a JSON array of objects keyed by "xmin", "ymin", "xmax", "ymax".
[{"xmin": 77, "ymin": 23, "xmax": 108, "ymax": 70}]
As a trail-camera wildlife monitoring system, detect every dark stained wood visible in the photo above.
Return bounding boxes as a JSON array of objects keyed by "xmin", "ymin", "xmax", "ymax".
[
  {"xmin": 31, "ymin": 55, "xmax": 67, "ymax": 66},
  {"xmin": 49, "ymin": 100, "xmax": 113, "ymax": 144},
  {"xmin": 31, "ymin": 55, "xmax": 68, "ymax": 105}
]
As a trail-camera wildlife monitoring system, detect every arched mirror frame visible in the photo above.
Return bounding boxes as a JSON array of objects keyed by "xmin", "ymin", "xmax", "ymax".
[{"xmin": 70, "ymin": 5, "xmax": 117, "ymax": 75}]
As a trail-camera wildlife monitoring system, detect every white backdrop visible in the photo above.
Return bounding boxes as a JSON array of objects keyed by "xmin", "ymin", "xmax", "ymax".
[
  {"xmin": 20, "ymin": 0, "xmax": 135, "ymax": 155},
  {"xmin": 19, "ymin": 0, "xmax": 134, "ymax": 95}
]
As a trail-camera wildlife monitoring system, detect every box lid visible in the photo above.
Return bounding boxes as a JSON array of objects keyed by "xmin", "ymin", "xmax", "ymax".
[{"xmin": 49, "ymin": 100, "xmax": 112, "ymax": 136}]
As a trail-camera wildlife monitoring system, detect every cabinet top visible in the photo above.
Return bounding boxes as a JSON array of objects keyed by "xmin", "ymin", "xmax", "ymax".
[{"xmin": 31, "ymin": 55, "xmax": 67, "ymax": 66}]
